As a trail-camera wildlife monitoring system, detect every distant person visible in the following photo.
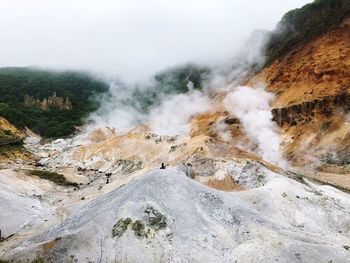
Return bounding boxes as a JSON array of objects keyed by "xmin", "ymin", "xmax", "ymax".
[{"xmin": 160, "ymin": 163, "xmax": 166, "ymax": 169}]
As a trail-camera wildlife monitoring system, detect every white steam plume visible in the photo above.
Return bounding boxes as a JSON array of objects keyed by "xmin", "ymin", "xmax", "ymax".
[
  {"xmin": 86, "ymin": 80, "xmax": 212, "ymax": 136},
  {"xmin": 86, "ymin": 81, "xmax": 146, "ymax": 133},
  {"xmin": 208, "ymin": 29, "xmax": 270, "ymax": 90},
  {"xmin": 85, "ymin": 29, "xmax": 272, "ymax": 135},
  {"xmin": 223, "ymin": 86, "xmax": 287, "ymax": 168},
  {"xmin": 148, "ymin": 90, "xmax": 212, "ymax": 135}
]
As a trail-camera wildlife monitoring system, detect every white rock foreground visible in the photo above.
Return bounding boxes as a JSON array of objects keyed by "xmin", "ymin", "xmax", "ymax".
[{"xmin": 1, "ymin": 165, "xmax": 350, "ymax": 262}]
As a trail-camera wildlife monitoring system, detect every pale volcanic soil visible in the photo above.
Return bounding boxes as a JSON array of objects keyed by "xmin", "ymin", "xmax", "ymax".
[{"xmin": 1, "ymin": 126, "xmax": 350, "ymax": 263}]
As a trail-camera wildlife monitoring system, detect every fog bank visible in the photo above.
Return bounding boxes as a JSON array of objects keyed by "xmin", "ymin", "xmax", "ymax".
[{"xmin": 0, "ymin": 0, "xmax": 312, "ymax": 83}]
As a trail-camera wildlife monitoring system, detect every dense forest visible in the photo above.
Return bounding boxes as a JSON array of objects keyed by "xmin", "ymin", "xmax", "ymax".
[
  {"xmin": 266, "ymin": 0, "xmax": 350, "ymax": 64},
  {"xmin": 0, "ymin": 67, "xmax": 109, "ymax": 137}
]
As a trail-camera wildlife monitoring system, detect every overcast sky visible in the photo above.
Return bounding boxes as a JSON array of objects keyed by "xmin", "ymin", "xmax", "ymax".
[{"xmin": 0, "ymin": 0, "xmax": 312, "ymax": 82}]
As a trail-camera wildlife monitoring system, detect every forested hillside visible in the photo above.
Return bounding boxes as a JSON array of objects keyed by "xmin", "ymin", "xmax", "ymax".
[
  {"xmin": 0, "ymin": 67, "xmax": 108, "ymax": 137},
  {"xmin": 266, "ymin": 0, "xmax": 350, "ymax": 64}
]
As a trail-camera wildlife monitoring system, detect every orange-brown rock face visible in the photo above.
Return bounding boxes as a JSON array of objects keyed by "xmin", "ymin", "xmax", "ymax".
[
  {"xmin": 190, "ymin": 111, "xmax": 239, "ymax": 137},
  {"xmin": 250, "ymin": 15, "xmax": 350, "ymax": 108},
  {"xmin": 248, "ymin": 14, "xmax": 350, "ymax": 171}
]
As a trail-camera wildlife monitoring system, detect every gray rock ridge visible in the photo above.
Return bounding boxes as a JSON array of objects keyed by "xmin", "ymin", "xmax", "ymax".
[{"xmin": 4, "ymin": 169, "xmax": 350, "ymax": 263}]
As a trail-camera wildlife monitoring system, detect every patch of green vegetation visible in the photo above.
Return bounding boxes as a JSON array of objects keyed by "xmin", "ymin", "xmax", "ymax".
[
  {"xmin": 0, "ymin": 258, "xmax": 45, "ymax": 263},
  {"xmin": 266, "ymin": 0, "xmax": 350, "ymax": 64},
  {"xmin": 112, "ymin": 207, "xmax": 168, "ymax": 239},
  {"xmin": 30, "ymin": 258, "xmax": 45, "ymax": 263},
  {"xmin": 0, "ymin": 128, "xmax": 29, "ymax": 158},
  {"xmin": 286, "ymin": 171, "xmax": 307, "ymax": 185},
  {"xmin": 112, "ymin": 217, "xmax": 133, "ymax": 237},
  {"xmin": 131, "ymin": 220, "xmax": 147, "ymax": 237},
  {"xmin": 0, "ymin": 129, "xmax": 13, "ymax": 137},
  {"xmin": 321, "ymin": 147, "xmax": 350, "ymax": 165},
  {"xmin": 0, "ymin": 129, "xmax": 21, "ymax": 144},
  {"xmin": 321, "ymin": 121, "xmax": 331, "ymax": 132},
  {"xmin": 0, "ymin": 132, "xmax": 25, "ymax": 157},
  {"xmin": 0, "ymin": 67, "xmax": 109, "ymax": 138},
  {"xmin": 144, "ymin": 205, "xmax": 167, "ymax": 230},
  {"xmin": 28, "ymin": 170, "xmax": 78, "ymax": 187},
  {"xmin": 0, "ymin": 144, "xmax": 24, "ymax": 155}
]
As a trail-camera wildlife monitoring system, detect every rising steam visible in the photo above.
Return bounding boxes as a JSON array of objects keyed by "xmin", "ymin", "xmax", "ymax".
[
  {"xmin": 148, "ymin": 90, "xmax": 212, "ymax": 135},
  {"xmin": 223, "ymin": 86, "xmax": 287, "ymax": 167},
  {"xmin": 81, "ymin": 30, "xmax": 288, "ymax": 168}
]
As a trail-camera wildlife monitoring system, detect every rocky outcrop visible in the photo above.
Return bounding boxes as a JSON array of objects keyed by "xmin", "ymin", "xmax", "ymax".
[
  {"xmin": 245, "ymin": 1, "xmax": 350, "ymax": 171},
  {"xmin": 272, "ymin": 92, "xmax": 350, "ymax": 126},
  {"xmin": 24, "ymin": 92, "xmax": 72, "ymax": 111}
]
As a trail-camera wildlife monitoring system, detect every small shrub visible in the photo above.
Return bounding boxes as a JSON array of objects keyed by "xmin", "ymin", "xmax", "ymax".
[
  {"xmin": 112, "ymin": 218, "xmax": 132, "ymax": 237},
  {"xmin": 28, "ymin": 170, "xmax": 78, "ymax": 187},
  {"xmin": 321, "ymin": 121, "xmax": 331, "ymax": 132},
  {"xmin": 30, "ymin": 258, "xmax": 45, "ymax": 263}
]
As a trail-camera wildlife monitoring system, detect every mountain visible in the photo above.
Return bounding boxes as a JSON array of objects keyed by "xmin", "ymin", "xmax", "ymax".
[
  {"xmin": 248, "ymin": 0, "xmax": 350, "ymax": 187},
  {"xmin": 1, "ymin": 1, "xmax": 350, "ymax": 262}
]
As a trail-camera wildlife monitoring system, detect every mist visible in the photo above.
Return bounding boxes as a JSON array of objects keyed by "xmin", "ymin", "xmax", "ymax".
[
  {"xmin": 148, "ymin": 90, "xmax": 213, "ymax": 135},
  {"xmin": 223, "ymin": 86, "xmax": 287, "ymax": 167},
  {"xmin": 0, "ymin": 0, "xmax": 312, "ymax": 83},
  {"xmin": 1, "ymin": 0, "xmax": 312, "ymax": 167}
]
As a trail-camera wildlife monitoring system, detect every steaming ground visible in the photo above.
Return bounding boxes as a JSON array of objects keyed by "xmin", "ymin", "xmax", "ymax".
[
  {"xmin": 148, "ymin": 90, "xmax": 213, "ymax": 135},
  {"xmin": 73, "ymin": 10, "xmax": 275, "ymax": 147},
  {"xmin": 83, "ymin": 30, "xmax": 285, "ymax": 163},
  {"xmin": 1, "ymin": 76, "xmax": 350, "ymax": 261},
  {"xmin": 88, "ymin": 81, "xmax": 212, "ymax": 136},
  {"xmin": 2, "ymin": 1, "xmax": 350, "ymax": 262},
  {"xmin": 86, "ymin": 79, "xmax": 286, "ymax": 167},
  {"xmin": 224, "ymin": 86, "xmax": 287, "ymax": 167}
]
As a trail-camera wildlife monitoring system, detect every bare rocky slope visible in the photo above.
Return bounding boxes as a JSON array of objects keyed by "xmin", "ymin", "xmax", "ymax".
[
  {"xmin": 248, "ymin": 3, "xmax": 350, "ymax": 187},
  {"xmin": 2, "ymin": 169, "xmax": 350, "ymax": 263}
]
